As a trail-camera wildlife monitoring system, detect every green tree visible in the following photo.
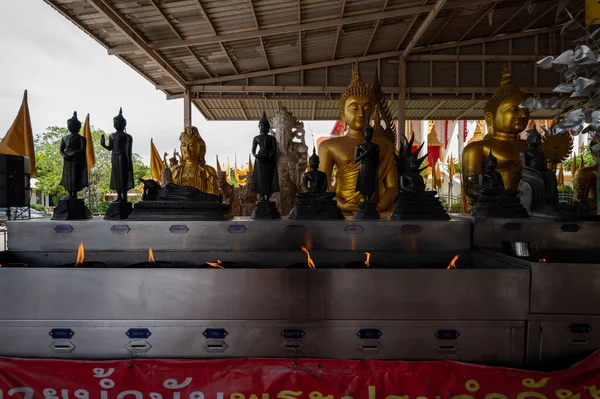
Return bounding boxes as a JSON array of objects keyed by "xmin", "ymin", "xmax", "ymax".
[
  {"xmin": 563, "ymin": 145, "xmax": 595, "ymax": 171},
  {"xmin": 34, "ymin": 126, "xmax": 150, "ymax": 211}
]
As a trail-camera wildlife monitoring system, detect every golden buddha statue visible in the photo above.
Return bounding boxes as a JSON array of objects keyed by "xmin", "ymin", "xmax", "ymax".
[
  {"xmin": 462, "ymin": 65, "xmax": 530, "ymax": 202},
  {"xmin": 170, "ymin": 126, "xmax": 219, "ymax": 195},
  {"xmin": 318, "ymin": 62, "xmax": 398, "ymax": 213}
]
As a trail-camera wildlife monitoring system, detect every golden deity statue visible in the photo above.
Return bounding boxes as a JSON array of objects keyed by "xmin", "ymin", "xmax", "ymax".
[
  {"xmin": 318, "ymin": 62, "xmax": 398, "ymax": 213},
  {"xmin": 171, "ymin": 126, "xmax": 219, "ymax": 195},
  {"xmin": 462, "ymin": 65, "xmax": 530, "ymax": 202}
]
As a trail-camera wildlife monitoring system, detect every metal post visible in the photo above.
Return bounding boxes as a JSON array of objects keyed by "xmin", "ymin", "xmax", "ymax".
[
  {"xmin": 184, "ymin": 88, "xmax": 192, "ymax": 128},
  {"xmin": 397, "ymin": 55, "xmax": 407, "ymax": 150}
]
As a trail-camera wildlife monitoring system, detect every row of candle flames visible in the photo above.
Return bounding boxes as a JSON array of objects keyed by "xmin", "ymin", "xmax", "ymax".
[{"xmin": 59, "ymin": 242, "xmax": 462, "ymax": 269}]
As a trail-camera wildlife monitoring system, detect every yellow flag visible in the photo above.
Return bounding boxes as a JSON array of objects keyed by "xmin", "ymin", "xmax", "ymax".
[
  {"xmin": 216, "ymin": 155, "xmax": 222, "ymax": 173},
  {"xmin": 580, "ymin": 154, "xmax": 586, "ymax": 169},
  {"xmin": 150, "ymin": 138, "xmax": 165, "ymax": 183},
  {"xmin": 571, "ymin": 154, "xmax": 578, "ymax": 175},
  {"xmin": 1, "ymin": 90, "xmax": 36, "ymax": 176},
  {"xmin": 83, "ymin": 113, "xmax": 95, "ymax": 177},
  {"xmin": 558, "ymin": 163, "xmax": 565, "ymax": 188},
  {"xmin": 461, "ymin": 184, "xmax": 468, "ymax": 214},
  {"xmin": 248, "ymin": 154, "xmax": 253, "ymax": 173},
  {"xmin": 227, "ymin": 157, "xmax": 231, "ymax": 180},
  {"xmin": 449, "ymin": 153, "xmax": 455, "ymax": 177}
]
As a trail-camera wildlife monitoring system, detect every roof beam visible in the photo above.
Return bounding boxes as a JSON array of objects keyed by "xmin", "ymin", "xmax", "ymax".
[
  {"xmin": 108, "ymin": 0, "xmax": 500, "ymax": 54},
  {"xmin": 489, "ymin": 0, "xmax": 532, "ymax": 37},
  {"xmin": 403, "ymin": 0, "xmax": 447, "ymax": 56},
  {"xmin": 395, "ymin": 0, "xmax": 428, "ymax": 51},
  {"xmin": 193, "ymin": 99, "xmax": 216, "ymax": 120},
  {"xmin": 299, "ymin": 32, "xmax": 303, "ymax": 65},
  {"xmin": 428, "ymin": 9, "xmax": 456, "ymax": 45},
  {"xmin": 237, "ymin": 100, "xmax": 249, "ymax": 120},
  {"xmin": 423, "ymin": 100, "xmax": 448, "ymax": 119},
  {"xmin": 247, "ymin": 1, "xmax": 270, "ymax": 70},
  {"xmin": 404, "ymin": 54, "xmax": 545, "ymax": 61},
  {"xmin": 148, "ymin": 0, "xmax": 212, "ymax": 78},
  {"xmin": 521, "ymin": 2, "xmax": 556, "ymax": 31},
  {"xmin": 84, "ymin": 0, "xmax": 187, "ymax": 88},
  {"xmin": 364, "ymin": 0, "xmax": 390, "ymax": 56},
  {"xmin": 332, "ymin": 0, "xmax": 346, "ymax": 60},
  {"xmin": 458, "ymin": 1, "xmax": 499, "ymax": 42},
  {"xmin": 312, "ymin": 101, "xmax": 317, "ymax": 120}
]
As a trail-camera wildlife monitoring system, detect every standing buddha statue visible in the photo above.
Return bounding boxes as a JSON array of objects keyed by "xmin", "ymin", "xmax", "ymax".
[
  {"xmin": 462, "ymin": 65, "xmax": 530, "ymax": 203},
  {"xmin": 170, "ymin": 126, "xmax": 219, "ymax": 195},
  {"xmin": 318, "ymin": 62, "xmax": 397, "ymax": 213}
]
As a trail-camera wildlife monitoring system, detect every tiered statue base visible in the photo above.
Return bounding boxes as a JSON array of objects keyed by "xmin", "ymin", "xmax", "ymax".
[
  {"xmin": 251, "ymin": 200, "xmax": 281, "ymax": 219},
  {"xmin": 391, "ymin": 191, "xmax": 450, "ymax": 220},
  {"xmin": 353, "ymin": 200, "xmax": 379, "ymax": 220},
  {"xmin": 51, "ymin": 197, "xmax": 92, "ymax": 220},
  {"xmin": 104, "ymin": 201, "xmax": 133, "ymax": 220},
  {"xmin": 473, "ymin": 190, "xmax": 529, "ymax": 218},
  {"xmin": 289, "ymin": 194, "xmax": 344, "ymax": 220},
  {"xmin": 129, "ymin": 201, "xmax": 233, "ymax": 221}
]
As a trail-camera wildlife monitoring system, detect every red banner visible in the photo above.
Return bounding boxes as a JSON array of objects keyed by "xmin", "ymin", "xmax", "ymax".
[
  {"xmin": 3, "ymin": 354, "xmax": 600, "ymax": 398},
  {"xmin": 463, "ymin": 120, "xmax": 469, "ymax": 142},
  {"xmin": 445, "ymin": 120, "xmax": 449, "ymax": 149}
]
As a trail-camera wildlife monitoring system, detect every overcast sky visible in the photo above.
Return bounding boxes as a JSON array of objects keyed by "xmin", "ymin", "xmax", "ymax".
[{"xmin": 0, "ymin": 0, "xmax": 334, "ymax": 168}]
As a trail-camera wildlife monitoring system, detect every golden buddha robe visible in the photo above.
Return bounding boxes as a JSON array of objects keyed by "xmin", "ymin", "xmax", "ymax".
[{"xmin": 171, "ymin": 162, "xmax": 219, "ymax": 195}]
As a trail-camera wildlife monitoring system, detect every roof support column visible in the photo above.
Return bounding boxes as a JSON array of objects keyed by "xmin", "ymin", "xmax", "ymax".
[
  {"xmin": 397, "ymin": 55, "xmax": 407, "ymax": 150},
  {"xmin": 184, "ymin": 89, "xmax": 192, "ymax": 128}
]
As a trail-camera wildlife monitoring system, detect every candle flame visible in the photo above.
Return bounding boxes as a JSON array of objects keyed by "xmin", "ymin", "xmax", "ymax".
[
  {"xmin": 539, "ymin": 258, "xmax": 547, "ymax": 263},
  {"xmin": 206, "ymin": 260, "xmax": 224, "ymax": 269},
  {"xmin": 364, "ymin": 252, "xmax": 371, "ymax": 268},
  {"xmin": 75, "ymin": 241, "xmax": 85, "ymax": 267},
  {"xmin": 148, "ymin": 248, "xmax": 155, "ymax": 263},
  {"xmin": 447, "ymin": 254, "xmax": 459, "ymax": 269},
  {"xmin": 301, "ymin": 246, "xmax": 316, "ymax": 269}
]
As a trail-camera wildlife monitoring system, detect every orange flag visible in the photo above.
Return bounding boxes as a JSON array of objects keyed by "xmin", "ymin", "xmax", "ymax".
[
  {"xmin": 150, "ymin": 138, "xmax": 165, "ymax": 183},
  {"xmin": 1, "ymin": 90, "xmax": 36, "ymax": 176},
  {"xmin": 580, "ymin": 154, "xmax": 586, "ymax": 169},
  {"xmin": 558, "ymin": 163, "xmax": 565, "ymax": 188},
  {"xmin": 248, "ymin": 154, "xmax": 253, "ymax": 173},
  {"xmin": 83, "ymin": 113, "xmax": 95, "ymax": 178}
]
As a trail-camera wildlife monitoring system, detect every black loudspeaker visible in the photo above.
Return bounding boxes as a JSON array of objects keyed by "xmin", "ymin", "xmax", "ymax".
[{"xmin": 0, "ymin": 154, "xmax": 30, "ymax": 207}]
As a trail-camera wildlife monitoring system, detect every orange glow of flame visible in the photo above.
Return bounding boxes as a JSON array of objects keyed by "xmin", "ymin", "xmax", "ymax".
[
  {"xmin": 301, "ymin": 246, "xmax": 316, "ymax": 269},
  {"xmin": 206, "ymin": 260, "xmax": 224, "ymax": 269},
  {"xmin": 364, "ymin": 252, "xmax": 371, "ymax": 268},
  {"xmin": 539, "ymin": 258, "xmax": 547, "ymax": 263},
  {"xmin": 148, "ymin": 248, "xmax": 155, "ymax": 264},
  {"xmin": 447, "ymin": 254, "xmax": 459, "ymax": 269},
  {"xmin": 75, "ymin": 241, "xmax": 85, "ymax": 267}
]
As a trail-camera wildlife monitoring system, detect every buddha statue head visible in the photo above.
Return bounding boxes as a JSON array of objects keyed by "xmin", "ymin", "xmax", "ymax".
[
  {"xmin": 113, "ymin": 107, "xmax": 127, "ymax": 131},
  {"xmin": 484, "ymin": 65, "xmax": 529, "ymax": 137},
  {"xmin": 259, "ymin": 111, "xmax": 270, "ymax": 135},
  {"xmin": 484, "ymin": 150, "xmax": 498, "ymax": 171},
  {"xmin": 340, "ymin": 62, "xmax": 373, "ymax": 134},
  {"xmin": 309, "ymin": 147, "xmax": 320, "ymax": 170},
  {"xmin": 67, "ymin": 111, "xmax": 81, "ymax": 134},
  {"xmin": 179, "ymin": 126, "xmax": 207, "ymax": 165}
]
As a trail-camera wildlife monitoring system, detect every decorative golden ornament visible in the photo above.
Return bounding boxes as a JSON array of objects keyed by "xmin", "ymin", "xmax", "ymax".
[
  {"xmin": 371, "ymin": 72, "xmax": 398, "ymax": 147},
  {"xmin": 468, "ymin": 120, "xmax": 486, "ymax": 144},
  {"xmin": 540, "ymin": 131, "xmax": 573, "ymax": 167},
  {"xmin": 427, "ymin": 121, "xmax": 442, "ymax": 146}
]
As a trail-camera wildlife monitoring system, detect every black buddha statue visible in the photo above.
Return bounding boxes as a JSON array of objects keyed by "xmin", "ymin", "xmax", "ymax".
[
  {"xmin": 353, "ymin": 125, "xmax": 380, "ymax": 219},
  {"xmin": 52, "ymin": 111, "xmax": 92, "ymax": 220},
  {"xmin": 391, "ymin": 135, "xmax": 449, "ymax": 220},
  {"xmin": 518, "ymin": 128, "xmax": 560, "ymax": 217},
  {"xmin": 473, "ymin": 151, "xmax": 528, "ymax": 218},
  {"xmin": 289, "ymin": 148, "xmax": 343, "ymax": 220},
  {"xmin": 251, "ymin": 111, "xmax": 281, "ymax": 219},
  {"xmin": 100, "ymin": 108, "xmax": 134, "ymax": 219}
]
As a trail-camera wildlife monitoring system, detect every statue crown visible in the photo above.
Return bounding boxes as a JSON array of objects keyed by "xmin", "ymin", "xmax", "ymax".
[{"xmin": 339, "ymin": 61, "xmax": 373, "ymax": 120}]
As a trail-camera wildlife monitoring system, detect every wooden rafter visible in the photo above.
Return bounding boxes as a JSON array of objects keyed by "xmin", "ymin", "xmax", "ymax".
[
  {"xmin": 332, "ymin": 0, "xmax": 346, "ymax": 60},
  {"xmin": 84, "ymin": 0, "xmax": 187, "ymax": 88},
  {"xmin": 148, "ymin": 0, "xmax": 212, "ymax": 78},
  {"xmin": 521, "ymin": 2, "xmax": 556, "ymax": 31},
  {"xmin": 403, "ymin": 0, "xmax": 447, "ymax": 56},
  {"xmin": 237, "ymin": 100, "xmax": 249, "ymax": 120},
  {"xmin": 489, "ymin": 0, "xmax": 532, "ymax": 37},
  {"xmin": 459, "ymin": 1, "xmax": 499, "ymax": 41},
  {"xmin": 428, "ymin": 9, "xmax": 456, "ymax": 45},
  {"xmin": 363, "ymin": 0, "xmax": 390, "ymax": 56},
  {"xmin": 395, "ymin": 0, "xmax": 428, "ymax": 51}
]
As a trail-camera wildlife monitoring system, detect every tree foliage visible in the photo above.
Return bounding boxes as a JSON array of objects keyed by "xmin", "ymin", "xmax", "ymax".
[
  {"xmin": 563, "ymin": 145, "xmax": 595, "ymax": 171},
  {"xmin": 34, "ymin": 126, "xmax": 150, "ymax": 211}
]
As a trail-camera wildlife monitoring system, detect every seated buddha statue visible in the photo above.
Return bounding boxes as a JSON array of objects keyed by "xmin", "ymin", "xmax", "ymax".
[
  {"xmin": 170, "ymin": 126, "xmax": 219, "ymax": 195},
  {"xmin": 479, "ymin": 150, "xmax": 505, "ymax": 195},
  {"xmin": 462, "ymin": 64, "xmax": 530, "ymax": 204},
  {"xmin": 298, "ymin": 148, "xmax": 335, "ymax": 200},
  {"xmin": 518, "ymin": 129, "xmax": 560, "ymax": 216},
  {"xmin": 318, "ymin": 62, "xmax": 397, "ymax": 214}
]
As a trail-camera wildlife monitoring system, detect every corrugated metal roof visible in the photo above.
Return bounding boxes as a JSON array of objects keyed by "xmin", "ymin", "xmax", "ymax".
[{"xmin": 44, "ymin": 0, "xmax": 581, "ymax": 120}]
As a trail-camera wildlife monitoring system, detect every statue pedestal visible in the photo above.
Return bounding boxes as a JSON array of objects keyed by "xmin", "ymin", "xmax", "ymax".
[
  {"xmin": 51, "ymin": 197, "xmax": 92, "ymax": 220},
  {"xmin": 251, "ymin": 200, "xmax": 281, "ymax": 219},
  {"xmin": 289, "ymin": 195, "xmax": 344, "ymax": 220},
  {"xmin": 391, "ymin": 191, "xmax": 449, "ymax": 220},
  {"xmin": 129, "ymin": 201, "xmax": 232, "ymax": 221},
  {"xmin": 104, "ymin": 201, "xmax": 133, "ymax": 220},
  {"xmin": 353, "ymin": 201, "xmax": 379, "ymax": 220},
  {"xmin": 473, "ymin": 191, "xmax": 529, "ymax": 218}
]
